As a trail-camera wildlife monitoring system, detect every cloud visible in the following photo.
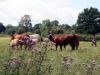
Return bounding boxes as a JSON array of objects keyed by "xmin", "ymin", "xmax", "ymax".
[
  {"xmin": 0, "ymin": 0, "xmax": 80, "ymax": 26},
  {"xmin": 0, "ymin": 0, "xmax": 8, "ymax": 2}
]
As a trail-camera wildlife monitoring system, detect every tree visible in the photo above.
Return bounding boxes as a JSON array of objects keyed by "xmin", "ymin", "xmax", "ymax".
[
  {"xmin": 60, "ymin": 24, "xmax": 71, "ymax": 33},
  {"xmin": 51, "ymin": 20, "xmax": 59, "ymax": 26},
  {"xmin": 0, "ymin": 22, "xmax": 6, "ymax": 33},
  {"xmin": 19, "ymin": 15, "xmax": 32, "ymax": 32},
  {"xmin": 5, "ymin": 24, "xmax": 16, "ymax": 34},
  {"xmin": 76, "ymin": 7, "xmax": 100, "ymax": 34},
  {"xmin": 51, "ymin": 26, "xmax": 64, "ymax": 34},
  {"xmin": 41, "ymin": 19, "xmax": 51, "ymax": 36},
  {"xmin": 16, "ymin": 25, "xmax": 27, "ymax": 34},
  {"xmin": 32, "ymin": 23, "xmax": 42, "ymax": 34}
]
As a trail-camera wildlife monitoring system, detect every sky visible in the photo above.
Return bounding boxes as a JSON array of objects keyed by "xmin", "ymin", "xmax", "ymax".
[{"xmin": 0, "ymin": 0, "xmax": 100, "ymax": 26}]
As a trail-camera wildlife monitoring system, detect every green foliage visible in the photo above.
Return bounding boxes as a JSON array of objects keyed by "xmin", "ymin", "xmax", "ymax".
[
  {"xmin": 76, "ymin": 7, "xmax": 100, "ymax": 34},
  {"xmin": 18, "ymin": 15, "xmax": 32, "ymax": 32},
  {"xmin": 79, "ymin": 34, "xmax": 100, "ymax": 41},
  {"xmin": 32, "ymin": 23, "xmax": 42, "ymax": 35},
  {"xmin": 0, "ymin": 37, "xmax": 53, "ymax": 75},
  {"xmin": 16, "ymin": 26, "xmax": 27, "ymax": 34},
  {"xmin": 1, "ymin": 7, "xmax": 100, "ymax": 35},
  {"xmin": 50, "ymin": 20, "xmax": 59, "ymax": 26},
  {"xmin": 1, "ymin": 37, "xmax": 100, "ymax": 75},
  {"xmin": 51, "ymin": 26, "xmax": 64, "ymax": 34},
  {"xmin": 0, "ymin": 22, "xmax": 6, "ymax": 33},
  {"xmin": 5, "ymin": 24, "xmax": 16, "ymax": 34},
  {"xmin": 33, "ymin": 19, "xmax": 71, "ymax": 36},
  {"xmin": 79, "ymin": 34, "xmax": 93, "ymax": 41}
]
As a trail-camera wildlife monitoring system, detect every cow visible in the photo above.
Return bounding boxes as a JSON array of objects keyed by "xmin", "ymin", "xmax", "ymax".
[
  {"xmin": 10, "ymin": 39, "xmax": 20, "ymax": 50},
  {"xmin": 48, "ymin": 33, "xmax": 79, "ymax": 51}
]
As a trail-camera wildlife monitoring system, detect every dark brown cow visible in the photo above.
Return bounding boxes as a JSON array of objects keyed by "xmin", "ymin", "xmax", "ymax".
[{"xmin": 48, "ymin": 33, "xmax": 79, "ymax": 51}]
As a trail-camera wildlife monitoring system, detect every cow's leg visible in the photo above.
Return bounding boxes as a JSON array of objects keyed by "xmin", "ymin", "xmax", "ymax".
[
  {"xmin": 75, "ymin": 40, "xmax": 79, "ymax": 50},
  {"xmin": 55, "ymin": 44, "xmax": 58, "ymax": 50},
  {"xmin": 64, "ymin": 45, "xmax": 66, "ymax": 50},
  {"xmin": 72, "ymin": 45, "xmax": 75, "ymax": 50},
  {"xmin": 70, "ymin": 44, "xmax": 75, "ymax": 50},
  {"xmin": 60, "ymin": 45, "xmax": 62, "ymax": 51},
  {"xmin": 76, "ymin": 44, "xmax": 79, "ymax": 50}
]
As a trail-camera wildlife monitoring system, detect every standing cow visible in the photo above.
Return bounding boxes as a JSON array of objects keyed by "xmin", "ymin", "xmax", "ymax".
[{"xmin": 48, "ymin": 33, "xmax": 79, "ymax": 51}]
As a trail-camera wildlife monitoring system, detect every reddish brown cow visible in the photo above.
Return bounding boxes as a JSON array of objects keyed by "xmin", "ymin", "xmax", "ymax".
[
  {"xmin": 48, "ymin": 33, "xmax": 79, "ymax": 51},
  {"xmin": 67, "ymin": 34, "xmax": 79, "ymax": 50},
  {"xmin": 10, "ymin": 33, "xmax": 29, "ymax": 49},
  {"xmin": 10, "ymin": 33, "xmax": 25, "ymax": 40},
  {"xmin": 10, "ymin": 34, "xmax": 35, "ymax": 50}
]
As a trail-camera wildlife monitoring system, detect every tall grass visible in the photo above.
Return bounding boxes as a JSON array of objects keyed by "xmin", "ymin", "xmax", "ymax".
[{"xmin": 0, "ymin": 37, "xmax": 100, "ymax": 75}]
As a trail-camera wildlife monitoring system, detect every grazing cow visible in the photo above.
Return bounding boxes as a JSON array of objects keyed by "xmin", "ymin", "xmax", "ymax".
[
  {"xmin": 48, "ymin": 33, "xmax": 79, "ymax": 51},
  {"xmin": 29, "ymin": 34, "xmax": 43, "ymax": 44},
  {"xmin": 10, "ymin": 33, "xmax": 29, "ymax": 49},
  {"xmin": 29, "ymin": 34, "xmax": 42, "ymax": 42},
  {"xmin": 10, "ymin": 33, "xmax": 42, "ymax": 50},
  {"xmin": 10, "ymin": 33, "xmax": 25, "ymax": 40},
  {"xmin": 67, "ymin": 34, "xmax": 79, "ymax": 50},
  {"xmin": 20, "ymin": 35, "xmax": 35, "ymax": 50}
]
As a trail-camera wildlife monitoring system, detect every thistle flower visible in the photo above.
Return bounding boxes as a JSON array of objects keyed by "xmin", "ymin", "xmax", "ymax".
[
  {"xmin": 41, "ymin": 42, "xmax": 48, "ymax": 48},
  {"xmin": 62, "ymin": 55, "xmax": 73, "ymax": 70},
  {"xmin": 9, "ymin": 57, "xmax": 21, "ymax": 66},
  {"xmin": 64, "ymin": 62, "xmax": 71, "ymax": 70},
  {"xmin": 90, "ymin": 60, "xmax": 96, "ymax": 66},
  {"xmin": 62, "ymin": 56, "xmax": 69, "ymax": 62},
  {"xmin": 97, "ymin": 65, "xmax": 100, "ymax": 69},
  {"xmin": 83, "ymin": 60, "xmax": 97, "ymax": 72},
  {"xmin": 85, "ymin": 64, "xmax": 92, "ymax": 70},
  {"xmin": 31, "ymin": 47, "xmax": 41, "ymax": 53}
]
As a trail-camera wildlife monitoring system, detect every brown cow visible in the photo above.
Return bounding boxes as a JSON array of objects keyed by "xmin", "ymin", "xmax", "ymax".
[
  {"xmin": 10, "ymin": 39, "xmax": 20, "ymax": 50},
  {"xmin": 10, "ymin": 33, "xmax": 29, "ymax": 49},
  {"xmin": 48, "ymin": 33, "xmax": 79, "ymax": 51},
  {"xmin": 10, "ymin": 33, "xmax": 25, "ymax": 40}
]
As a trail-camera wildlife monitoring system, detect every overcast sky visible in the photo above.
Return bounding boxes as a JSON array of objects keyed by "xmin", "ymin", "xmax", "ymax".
[{"xmin": 0, "ymin": 0, "xmax": 100, "ymax": 26}]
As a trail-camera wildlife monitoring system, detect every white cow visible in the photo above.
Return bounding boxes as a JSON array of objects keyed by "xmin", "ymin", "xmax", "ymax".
[
  {"xmin": 29, "ymin": 34, "xmax": 42, "ymax": 43},
  {"xmin": 29, "ymin": 34, "xmax": 41, "ymax": 40}
]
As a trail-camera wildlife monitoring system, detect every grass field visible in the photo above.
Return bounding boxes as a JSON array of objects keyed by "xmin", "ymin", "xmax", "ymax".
[{"xmin": 0, "ymin": 37, "xmax": 100, "ymax": 75}]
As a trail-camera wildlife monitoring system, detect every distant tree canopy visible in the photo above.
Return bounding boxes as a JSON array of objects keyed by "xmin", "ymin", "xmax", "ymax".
[
  {"xmin": 76, "ymin": 7, "xmax": 100, "ymax": 34},
  {"xmin": 5, "ymin": 24, "xmax": 16, "ymax": 34},
  {"xmin": 32, "ymin": 19, "xmax": 71, "ymax": 37},
  {"xmin": 1, "ymin": 7, "xmax": 100, "ymax": 36},
  {"xmin": 32, "ymin": 23, "xmax": 42, "ymax": 34},
  {"xmin": 0, "ymin": 22, "xmax": 6, "ymax": 33},
  {"xmin": 16, "ymin": 25, "xmax": 27, "ymax": 34},
  {"xmin": 18, "ymin": 15, "xmax": 32, "ymax": 32}
]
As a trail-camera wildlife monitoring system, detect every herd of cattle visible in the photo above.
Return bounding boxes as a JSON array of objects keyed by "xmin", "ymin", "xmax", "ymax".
[{"xmin": 10, "ymin": 33, "xmax": 80, "ymax": 51}]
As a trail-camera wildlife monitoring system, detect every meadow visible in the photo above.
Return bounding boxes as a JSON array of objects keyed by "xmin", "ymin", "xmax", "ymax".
[{"xmin": 0, "ymin": 36, "xmax": 100, "ymax": 75}]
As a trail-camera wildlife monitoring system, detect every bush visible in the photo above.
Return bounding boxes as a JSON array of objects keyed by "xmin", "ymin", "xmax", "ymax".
[{"xmin": 79, "ymin": 34, "xmax": 100, "ymax": 41}]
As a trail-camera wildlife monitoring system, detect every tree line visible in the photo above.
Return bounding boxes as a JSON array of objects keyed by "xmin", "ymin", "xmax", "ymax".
[{"xmin": 0, "ymin": 7, "xmax": 100, "ymax": 37}]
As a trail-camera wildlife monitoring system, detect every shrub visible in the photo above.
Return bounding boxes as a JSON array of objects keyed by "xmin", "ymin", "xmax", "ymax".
[{"xmin": 79, "ymin": 34, "xmax": 100, "ymax": 41}]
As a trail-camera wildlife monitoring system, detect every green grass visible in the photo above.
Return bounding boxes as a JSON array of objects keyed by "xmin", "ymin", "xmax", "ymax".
[{"xmin": 0, "ymin": 36, "xmax": 100, "ymax": 75}]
